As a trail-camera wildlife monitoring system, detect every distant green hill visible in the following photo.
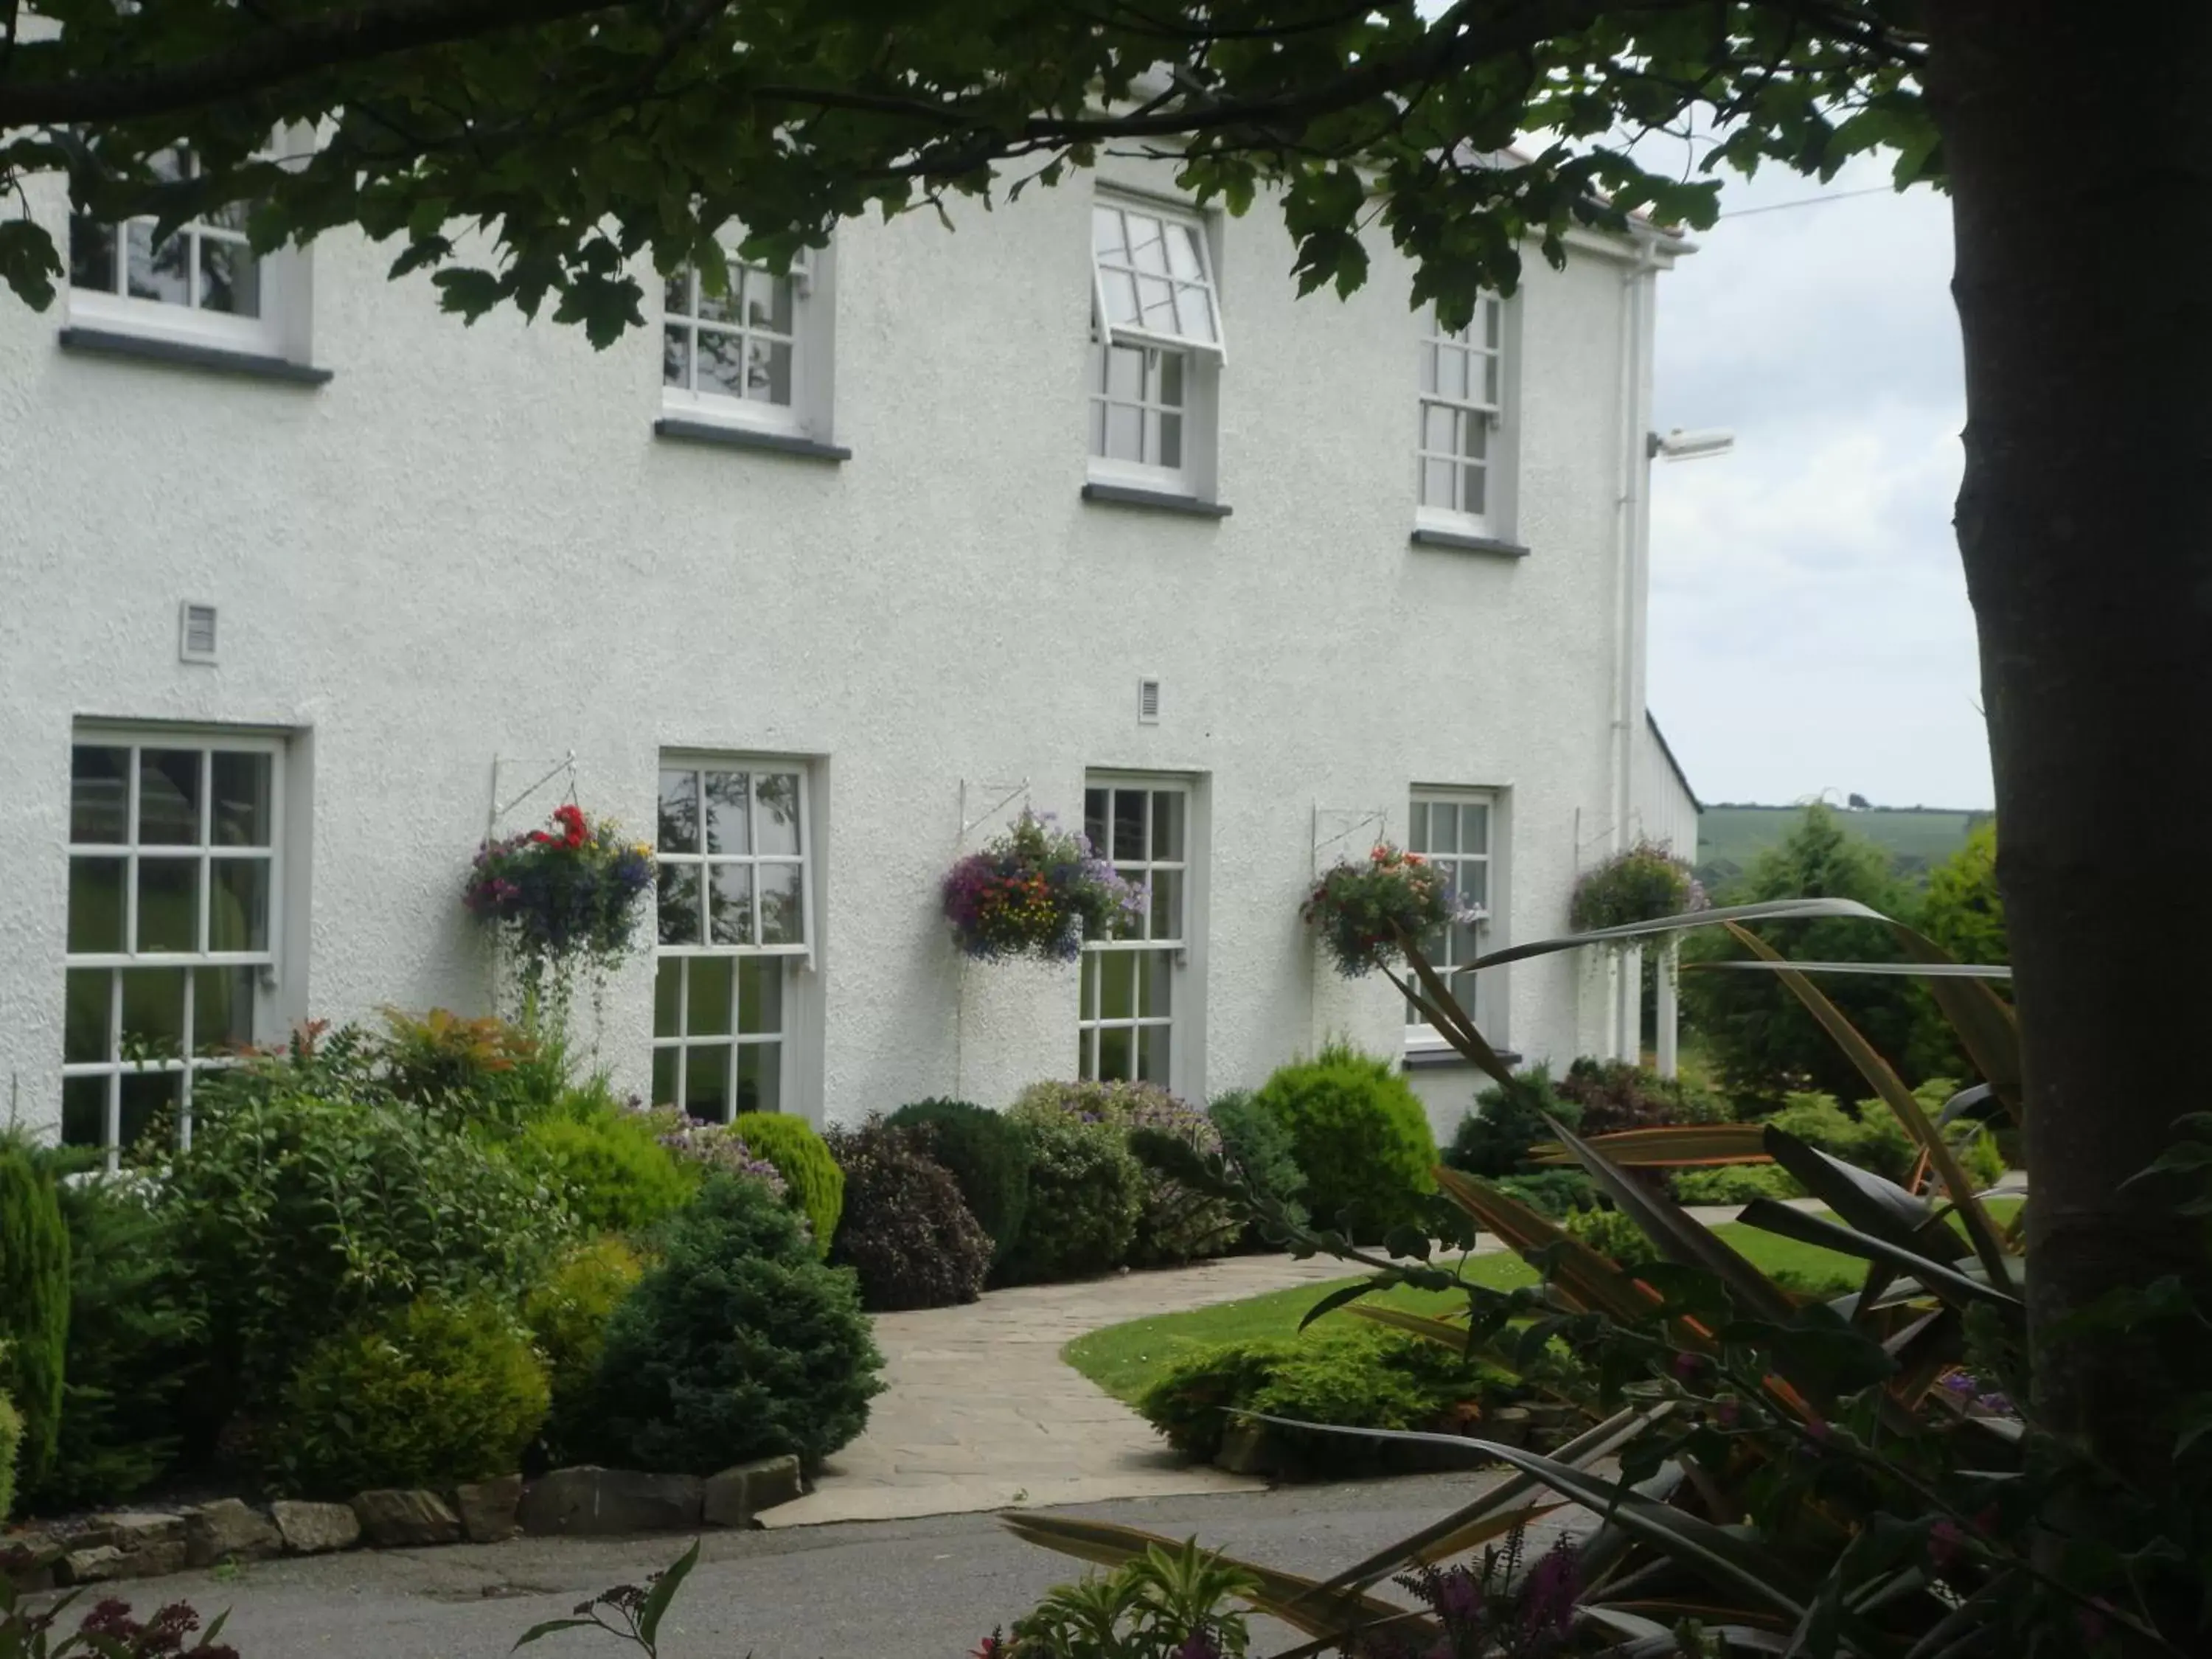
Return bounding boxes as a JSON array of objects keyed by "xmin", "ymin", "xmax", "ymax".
[{"xmin": 1697, "ymin": 804, "xmax": 1988, "ymax": 892}]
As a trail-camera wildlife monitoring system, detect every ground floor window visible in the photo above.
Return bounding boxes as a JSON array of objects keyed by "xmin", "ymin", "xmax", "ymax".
[
  {"xmin": 1405, "ymin": 788, "xmax": 1496, "ymax": 1042},
  {"xmin": 1079, "ymin": 776, "xmax": 1192, "ymax": 1086},
  {"xmin": 61, "ymin": 731, "xmax": 284, "ymax": 1155},
  {"xmin": 652, "ymin": 758, "xmax": 810, "ymax": 1119}
]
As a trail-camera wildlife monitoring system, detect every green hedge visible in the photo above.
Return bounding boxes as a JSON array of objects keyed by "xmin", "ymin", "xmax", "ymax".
[
  {"xmin": 0, "ymin": 1138, "xmax": 69, "ymax": 1493},
  {"xmin": 1254, "ymin": 1046, "xmax": 1436, "ymax": 1243},
  {"xmin": 731, "ymin": 1113, "xmax": 845, "ymax": 1256},
  {"xmin": 0, "ymin": 1388, "xmax": 20, "ymax": 1524},
  {"xmin": 522, "ymin": 1236, "xmax": 647, "ymax": 1467},
  {"xmin": 885, "ymin": 1099, "xmax": 1032, "ymax": 1270},
  {"xmin": 1206, "ymin": 1090, "xmax": 1309, "ymax": 1245},
  {"xmin": 504, "ymin": 1108, "xmax": 698, "ymax": 1234},
  {"xmin": 998, "ymin": 1112, "xmax": 1144, "ymax": 1283},
  {"xmin": 827, "ymin": 1120, "xmax": 992, "ymax": 1310}
]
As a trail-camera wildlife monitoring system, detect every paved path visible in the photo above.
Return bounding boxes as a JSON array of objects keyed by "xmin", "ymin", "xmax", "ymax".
[{"xmin": 762, "ymin": 1253, "xmax": 1352, "ymax": 1527}]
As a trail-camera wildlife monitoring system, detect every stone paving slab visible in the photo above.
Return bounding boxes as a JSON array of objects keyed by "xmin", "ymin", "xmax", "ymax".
[{"xmin": 761, "ymin": 1253, "xmax": 1352, "ymax": 1527}]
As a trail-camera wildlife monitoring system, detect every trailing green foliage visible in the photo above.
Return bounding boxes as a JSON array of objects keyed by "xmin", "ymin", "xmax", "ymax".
[
  {"xmin": 152, "ymin": 1089, "xmax": 568, "ymax": 1437},
  {"xmin": 1013, "ymin": 1081, "xmax": 1239, "ymax": 1267},
  {"xmin": 521, "ymin": 1235, "xmax": 647, "ymax": 1467},
  {"xmin": 271, "ymin": 1294, "xmax": 550, "ymax": 1497},
  {"xmin": 0, "ymin": 1138, "xmax": 69, "ymax": 1493},
  {"xmin": 885, "ymin": 1098, "xmax": 1032, "ymax": 1269},
  {"xmin": 729, "ymin": 1112, "xmax": 845, "ymax": 1256},
  {"xmin": 998, "ymin": 1111, "xmax": 1144, "ymax": 1284},
  {"xmin": 1445, "ymin": 1066, "xmax": 1583, "ymax": 1180},
  {"xmin": 1554, "ymin": 1057, "xmax": 1733, "ymax": 1135},
  {"xmin": 0, "ymin": 1389, "xmax": 19, "ymax": 1525},
  {"xmin": 503, "ymin": 1107, "xmax": 699, "ymax": 1234},
  {"xmin": 1136, "ymin": 1326, "xmax": 1517, "ymax": 1472},
  {"xmin": 1253, "ymin": 1046, "xmax": 1436, "ymax": 1245},
  {"xmin": 588, "ymin": 1176, "xmax": 883, "ymax": 1475},
  {"xmin": 26, "ymin": 1168, "xmax": 205, "ymax": 1513},
  {"xmin": 1206, "ymin": 1090, "xmax": 1310, "ymax": 1245},
  {"xmin": 1568, "ymin": 838, "xmax": 1695, "ymax": 932},
  {"xmin": 827, "ymin": 1119, "xmax": 992, "ymax": 1311},
  {"xmin": 1683, "ymin": 804, "xmax": 1948, "ymax": 1107}
]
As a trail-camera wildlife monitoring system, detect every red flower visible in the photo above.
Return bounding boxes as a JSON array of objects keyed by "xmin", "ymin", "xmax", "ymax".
[{"xmin": 552, "ymin": 803, "xmax": 589, "ymax": 848}]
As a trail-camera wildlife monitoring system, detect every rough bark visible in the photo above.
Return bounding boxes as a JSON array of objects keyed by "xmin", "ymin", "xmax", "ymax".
[{"xmin": 1924, "ymin": 3, "xmax": 2212, "ymax": 1486}]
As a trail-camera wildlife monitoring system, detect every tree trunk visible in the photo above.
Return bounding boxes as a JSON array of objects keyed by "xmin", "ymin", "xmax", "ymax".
[{"xmin": 1924, "ymin": 4, "xmax": 2212, "ymax": 1486}]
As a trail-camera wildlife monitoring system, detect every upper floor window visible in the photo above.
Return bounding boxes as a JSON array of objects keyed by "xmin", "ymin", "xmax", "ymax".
[
  {"xmin": 67, "ymin": 145, "xmax": 299, "ymax": 358},
  {"xmin": 653, "ymin": 759, "xmax": 813, "ymax": 1121},
  {"xmin": 63, "ymin": 731, "xmax": 288, "ymax": 1162},
  {"xmin": 1088, "ymin": 198, "xmax": 1223, "ymax": 498},
  {"xmin": 661, "ymin": 244, "xmax": 834, "ymax": 439},
  {"xmin": 1417, "ymin": 297, "xmax": 1509, "ymax": 532}
]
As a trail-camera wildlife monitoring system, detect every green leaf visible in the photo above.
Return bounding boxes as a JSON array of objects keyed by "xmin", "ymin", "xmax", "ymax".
[
  {"xmin": 1736, "ymin": 1199, "xmax": 2020, "ymax": 1315},
  {"xmin": 512, "ymin": 1618, "xmax": 603, "ymax": 1650},
  {"xmin": 1297, "ymin": 1275, "xmax": 1386, "ymax": 1332},
  {"xmin": 636, "ymin": 1538, "xmax": 700, "ymax": 1646}
]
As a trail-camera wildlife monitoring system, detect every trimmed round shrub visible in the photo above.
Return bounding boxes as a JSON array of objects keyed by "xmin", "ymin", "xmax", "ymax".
[
  {"xmin": 1207, "ymin": 1089, "xmax": 1309, "ymax": 1246},
  {"xmin": 1764, "ymin": 1091, "xmax": 1916, "ymax": 1185},
  {"xmin": 1559, "ymin": 1206, "xmax": 1661, "ymax": 1269},
  {"xmin": 522, "ymin": 1236, "xmax": 647, "ymax": 1465},
  {"xmin": 1254, "ymin": 1045, "xmax": 1438, "ymax": 1244},
  {"xmin": 1670, "ymin": 1164, "xmax": 1804, "ymax": 1206},
  {"xmin": 504, "ymin": 1108, "xmax": 698, "ymax": 1234},
  {"xmin": 1490, "ymin": 1171, "xmax": 1597, "ymax": 1218},
  {"xmin": 827, "ymin": 1119, "xmax": 992, "ymax": 1310},
  {"xmin": 1555, "ymin": 1058, "xmax": 1731, "ymax": 1137},
  {"xmin": 1445, "ymin": 1066, "xmax": 1582, "ymax": 1180},
  {"xmin": 271, "ymin": 1294, "xmax": 551, "ymax": 1496},
  {"xmin": 0, "ymin": 1138, "xmax": 70, "ymax": 1493},
  {"xmin": 588, "ymin": 1175, "xmax": 883, "ymax": 1475},
  {"xmin": 1013, "ymin": 1081, "xmax": 1237, "ymax": 1267},
  {"xmin": 0, "ymin": 1389, "xmax": 21, "ymax": 1523},
  {"xmin": 731, "ymin": 1112, "xmax": 845, "ymax": 1256},
  {"xmin": 998, "ymin": 1113, "xmax": 1143, "ymax": 1284},
  {"xmin": 885, "ymin": 1098, "xmax": 1032, "ymax": 1268}
]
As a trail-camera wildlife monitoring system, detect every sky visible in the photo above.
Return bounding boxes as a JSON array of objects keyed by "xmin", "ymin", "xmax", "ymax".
[{"xmin": 1640, "ymin": 154, "xmax": 1992, "ymax": 811}]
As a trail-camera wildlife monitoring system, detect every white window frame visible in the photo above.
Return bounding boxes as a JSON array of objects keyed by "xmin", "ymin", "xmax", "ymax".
[
  {"xmin": 64, "ymin": 142, "xmax": 304, "ymax": 358},
  {"xmin": 1079, "ymin": 774, "xmax": 1197, "ymax": 1093},
  {"xmin": 659, "ymin": 242, "xmax": 834, "ymax": 439},
  {"xmin": 60, "ymin": 727, "xmax": 288, "ymax": 1166},
  {"xmin": 651, "ymin": 755, "xmax": 815, "ymax": 1123},
  {"xmin": 1403, "ymin": 787, "xmax": 1503, "ymax": 1051},
  {"xmin": 1416, "ymin": 296, "xmax": 1510, "ymax": 536},
  {"xmin": 1088, "ymin": 193, "xmax": 1223, "ymax": 498}
]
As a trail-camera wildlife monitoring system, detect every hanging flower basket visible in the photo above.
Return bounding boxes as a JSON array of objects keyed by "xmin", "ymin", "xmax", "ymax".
[
  {"xmin": 1302, "ymin": 843, "xmax": 1462, "ymax": 978},
  {"xmin": 942, "ymin": 810, "xmax": 1142, "ymax": 963},
  {"xmin": 1568, "ymin": 838, "xmax": 1703, "ymax": 936},
  {"xmin": 464, "ymin": 804, "xmax": 655, "ymax": 1015}
]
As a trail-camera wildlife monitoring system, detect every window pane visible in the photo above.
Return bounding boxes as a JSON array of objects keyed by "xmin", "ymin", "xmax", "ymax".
[
  {"xmin": 1104, "ymin": 342, "xmax": 1144, "ymax": 401},
  {"xmin": 757, "ymin": 863, "xmax": 804, "ymax": 945},
  {"xmin": 1460, "ymin": 416, "xmax": 1489, "ymax": 463},
  {"xmin": 128, "ymin": 222, "xmax": 189, "ymax": 305},
  {"xmin": 695, "ymin": 327, "xmax": 748, "ymax": 399},
  {"xmin": 63, "ymin": 1076, "xmax": 108, "ymax": 1149},
  {"xmin": 1153, "ymin": 410, "xmax": 1182, "ymax": 470},
  {"xmin": 754, "ymin": 773, "xmax": 802, "ymax": 855},
  {"xmin": 208, "ymin": 858, "xmax": 268, "ymax": 952},
  {"xmin": 657, "ymin": 864, "xmax": 703, "ymax": 945},
  {"xmin": 194, "ymin": 964, "xmax": 256, "ymax": 1053},
  {"xmin": 72, "ymin": 746, "xmax": 130, "ymax": 844},
  {"xmin": 1097, "ymin": 1026, "xmax": 1133, "ymax": 1084},
  {"xmin": 1429, "ymin": 804, "xmax": 1458, "ymax": 851},
  {"xmin": 1093, "ymin": 206, "xmax": 1128, "ymax": 259},
  {"xmin": 1461, "ymin": 463, "xmax": 1487, "ymax": 517},
  {"xmin": 1101, "ymin": 269, "xmax": 1138, "ymax": 326},
  {"xmin": 1149, "ymin": 869, "xmax": 1182, "ymax": 941},
  {"xmin": 652, "ymin": 1046, "xmax": 678, "ymax": 1111},
  {"xmin": 137, "ymin": 858, "xmax": 200, "ymax": 952},
  {"xmin": 1127, "ymin": 215, "xmax": 1169, "ymax": 274},
  {"xmin": 71, "ymin": 218, "xmax": 116, "ymax": 293},
  {"xmin": 1164, "ymin": 223, "xmax": 1203, "ymax": 280},
  {"xmin": 1151, "ymin": 792, "xmax": 1184, "ymax": 861},
  {"xmin": 654, "ymin": 959, "xmax": 682, "ymax": 1038},
  {"xmin": 709, "ymin": 866, "xmax": 754, "ymax": 947},
  {"xmin": 686, "ymin": 1044, "xmax": 733, "ymax": 1122},
  {"xmin": 1172, "ymin": 284, "xmax": 1215, "ymax": 343},
  {"xmin": 65, "ymin": 969, "xmax": 112, "ymax": 1064},
  {"xmin": 1157, "ymin": 350, "xmax": 1185, "ymax": 408},
  {"xmin": 664, "ymin": 269, "xmax": 693, "ymax": 316},
  {"xmin": 119, "ymin": 1069, "xmax": 178, "ymax": 1150},
  {"xmin": 1105, "ymin": 402, "xmax": 1142, "ymax": 462},
  {"xmin": 1422, "ymin": 403, "xmax": 1457, "ymax": 453},
  {"xmin": 1481, "ymin": 350, "xmax": 1500, "ymax": 406},
  {"xmin": 697, "ymin": 265, "xmax": 740, "ymax": 324},
  {"xmin": 119, "ymin": 966, "xmax": 187, "ymax": 1059},
  {"xmin": 661, "ymin": 324, "xmax": 690, "ymax": 389},
  {"xmin": 198, "ymin": 238, "xmax": 259, "ymax": 316},
  {"xmin": 138, "ymin": 750, "xmax": 202, "ymax": 845},
  {"xmin": 689, "ymin": 955, "xmax": 735, "ymax": 1037},
  {"xmin": 745, "ymin": 271, "xmax": 794, "ymax": 333},
  {"xmin": 68, "ymin": 858, "xmax": 126, "ymax": 953},
  {"xmin": 1419, "ymin": 341, "xmax": 1437, "ymax": 396},
  {"xmin": 1085, "ymin": 789, "xmax": 1109, "ymax": 853},
  {"xmin": 1112, "ymin": 791, "xmax": 1145, "ymax": 862},
  {"xmin": 1483, "ymin": 296, "xmax": 1501, "ymax": 349},
  {"xmin": 1138, "ymin": 1023, "xmax": 1171, "ymax": 1085},
  {"xmin": 1099, "ymin": 950, "xmax": 1135, "ymax": 1021},
  {"xmin": 1422, "ymin": 457, "xmax": 1455, "ymax": 509},
  {"xmin": 738, "ymin": 958, "xmax": 783, "ymax": 1035},
  {"xmin": 1458, "ymin": 859, "xmax": 1489, "ymax": 910},
  {"xmin": 1408, "ymin": 801, "xmax": 1430, "ymax": 853},
  {"xmin": 736, "ymin": 1042, "xmax": 779, "ymax": 1117},
  {"xmin": 1079, "ymin": 948, "xmax": 1099, "ymax": 1020},
  {"xmin": 747, "ymin": 338, "xmax": 793, "ymax": 403},
  {"xmin": 658, "ymin": 770, "xmax": 699, "ymax": 853},
  {"xmin": 210, "ymin": 752, "xmax": 272, "ymax": 846},
  {"xmin": 704, "ymin": 771, "xmax": 750, "ymax": 855},
  {"xmin": 1135, "ymin": 276, "xmax": 1176, "ymax": 333},
  {"xmin": 1461, "ymin": 804, "xmax": 1491, "ymax": 855},
  {"xmin": 1078, "ymin": 1026, "xmax": 1095, "ymax": 1080},
  {"xmin": 1138, "ymin": 950, "xmax": 1172, "ymax": 1018}
]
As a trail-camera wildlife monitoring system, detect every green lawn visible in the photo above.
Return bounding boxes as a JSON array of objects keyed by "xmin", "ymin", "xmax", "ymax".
[{"xmin": 1064, "ymin": 1223, "xmax": 1863, "ymax": 1404}]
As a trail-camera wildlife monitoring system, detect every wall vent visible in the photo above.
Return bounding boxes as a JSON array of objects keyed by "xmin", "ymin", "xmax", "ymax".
[
  {"xmin": 178, "ymin": 602, "xmax": 218, "ymax": 664},
  {"xmin": 1137, "ymin": 675, "xmax": 1162, "ymax": 724}
]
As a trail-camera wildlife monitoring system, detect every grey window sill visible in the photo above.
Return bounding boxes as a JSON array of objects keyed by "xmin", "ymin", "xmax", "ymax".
[
  {"xmin": 1402, "ymin": 1044, "xmax": 1521, "ymax": 1071},
  {"xmin": 58, "ymin": 327, "xmax": 333, "ymax": 386},
  {"xmin": 653, "ymin": 417, "xmax": 850, "ymax": 462},
  {"xmin": 1081, "ymin": 481, "xmax": 1232, "ymax": 518},
  {"xmin": 1410, "ymin": 526, "xmax": 1530, "ymax": 558}
]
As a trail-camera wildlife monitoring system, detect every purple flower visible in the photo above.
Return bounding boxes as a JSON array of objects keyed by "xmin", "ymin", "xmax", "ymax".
[{"xmin": 1519, "ymin": 1543, "xmax": 1581, "ymax": 1635}]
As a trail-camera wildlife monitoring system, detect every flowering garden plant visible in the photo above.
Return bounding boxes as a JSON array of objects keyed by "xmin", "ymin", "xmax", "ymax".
[
  {"xmin": 1302, "ymin": 843, "xmax": 1461, "ymax": 977},
  {"xmin": 942, "ymin": 810, "xmax": 1142, "ymax": 963},
  {"xmin": 464, "ymin": 804, "xmax": 655, "ymax": 1021}
]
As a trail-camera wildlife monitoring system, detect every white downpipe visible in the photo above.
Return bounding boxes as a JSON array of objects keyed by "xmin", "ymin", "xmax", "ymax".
[{"xmin": 1606, "ymin": 238, "xmax": 1660, "ymax": 1060}]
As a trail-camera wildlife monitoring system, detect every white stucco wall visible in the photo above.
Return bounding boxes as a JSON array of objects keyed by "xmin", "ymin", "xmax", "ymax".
[{"xmin": 0, "ymin": 164, "xmax": 1672, "ymax": 1145}]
